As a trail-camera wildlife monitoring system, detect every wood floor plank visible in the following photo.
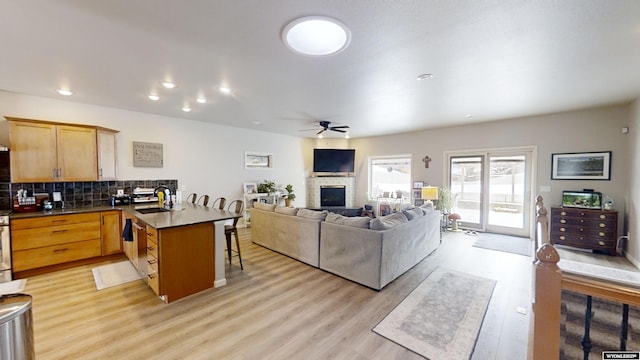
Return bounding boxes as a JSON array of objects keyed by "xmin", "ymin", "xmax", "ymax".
[{"xmin": 23, "ymin": 228, "xmax": 542, "ymax": 359}]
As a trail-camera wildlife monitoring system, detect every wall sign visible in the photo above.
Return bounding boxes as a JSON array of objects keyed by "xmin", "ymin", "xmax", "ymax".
[{"xmin": 133, "ymin": 141, "xmax": 163, "ymax": 167}]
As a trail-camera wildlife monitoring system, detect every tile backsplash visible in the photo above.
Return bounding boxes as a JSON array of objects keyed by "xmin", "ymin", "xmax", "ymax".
[{"xmin": 0, "ymin": 179, "xmax": 178, "ymax": 210}]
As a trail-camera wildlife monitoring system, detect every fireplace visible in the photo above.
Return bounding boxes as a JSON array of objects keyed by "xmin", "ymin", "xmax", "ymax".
[{"xmin": 320, "ymin": 186, "xmax": 346, "ymax": 207}]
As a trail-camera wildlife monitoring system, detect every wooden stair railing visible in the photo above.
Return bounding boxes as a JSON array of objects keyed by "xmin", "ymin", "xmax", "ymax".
[{"xmin": 530, "ymin": 196, "xmax": 640, "ymax": 359}]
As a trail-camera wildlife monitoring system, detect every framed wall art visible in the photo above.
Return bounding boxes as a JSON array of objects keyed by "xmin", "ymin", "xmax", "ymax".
[
  {"xmin": 245, "ymin": 151, "xmax": 273, "ymax": 169},
  {"xmin": 551, "ymin": 151, "xmax": 611, "ymax": 180}
]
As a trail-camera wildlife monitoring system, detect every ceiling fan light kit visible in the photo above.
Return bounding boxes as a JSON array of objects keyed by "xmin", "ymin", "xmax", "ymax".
[{"xmin": 282, "ymin": 16, "xmax": 351, "ymax": 57}]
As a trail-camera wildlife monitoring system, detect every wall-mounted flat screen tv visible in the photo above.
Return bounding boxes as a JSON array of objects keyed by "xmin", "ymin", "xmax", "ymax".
[
  {"xmin": 313, "ymin": 149, "xmax": 355, "ymax": 173},
  {"xmin": 562, "ymin": 190, "xmax": 602, "ymax": 209}
]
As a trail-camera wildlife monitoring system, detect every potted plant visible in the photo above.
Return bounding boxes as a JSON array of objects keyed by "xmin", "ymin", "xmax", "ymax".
[
  {"xmin": 282, "ymin": 184, "xmax": 296, "ymax": 207},
  {"xmin": 257, "ymin": 180, "xmax": 276, "ymax": 194}
]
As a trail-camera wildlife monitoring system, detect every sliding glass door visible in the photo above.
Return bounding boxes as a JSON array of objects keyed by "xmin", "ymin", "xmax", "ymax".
[{"xmin": 448, "ymin": 148, "xmax": 534, "ymax": 237}]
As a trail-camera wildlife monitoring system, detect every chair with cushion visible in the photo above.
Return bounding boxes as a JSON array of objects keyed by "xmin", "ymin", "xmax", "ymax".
[
  {"xmin": 196, "ymin": 194, "xmax": 210, "ymax": 206},
  {"xmin": 186, "ymin": 193, "xmax": 197, "ymax": 204},
  {"xmin": 225, "ymin": 200, "xmax": 244, "ymax": 270},
  {"xmin": 211, "ymin": 197, "xmax": 226, "ymax": 210}
]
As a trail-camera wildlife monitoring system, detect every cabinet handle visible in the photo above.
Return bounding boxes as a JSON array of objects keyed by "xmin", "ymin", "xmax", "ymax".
[
  {"xmin": 53, "ymin": 248, "xmax": 68, "ymax": 252},
  {"xmin": 52, "ymin": 229, "xmax": 68, "ymax": 233},
  {"xmin": 59, "ymin": 168, "xmax": 63, "ymax": 178},
  {"xmin": 559, "ymin": 236, "xmax": 566, "ymax": 240},
  {"xmin": 580, "ymin": 228, "xmax": 584, "ymax": 232},
  {"xmin": 52, "ymin": 169, "xmax": 57, "ymax": 178},
  {"xmin": 99, "ymin": 168, "xmax": 103, "ymax": 177},
  {"xmin": 598, "ymin": 241, "xmax": 605, "ymax": 246},
  {"xmin": 599, "ymin": 232, "xmax": 606, "ymax": 237},
  {"xmin": 600, "ymin": 215, "xmax": 606, "ymax": 219},
  {"xmin": 560, "ymin": 228, "xmax": 566, "ymax": 232},
  {"xmin": 147, "ymin": 246, "xmax": 154, "ymax": 251},
  {"xmin": 560, "ymin": 219, "xmax": 566, "ymax": 224},
  {"xmin": 560, "ymin": 211, "xmax": 566, "ymax": 216},
  {"xmin": 147, "ymin": 259, "xmax": 156, "ymax": 264},
  {"xmin": 579, "ymin": 237, "xmax": 584, "ymax": 240},
  {"xmin": 580, "ymin": 220, "xmax": 584, "ymax": 223},
  {"xmin": 148, "ymin": 273, "xmax": 157, "ymax": 279},
  {"xmin": 52, "ymin": 219, "xmax": 68, "ymax": 223},
  {"xmin": 599, "ymin": 223, "xmax": 606, "ymax": 228},
  {"xmin": 580, "ymin": 212, "xmax": 585, "ymax": 216}
]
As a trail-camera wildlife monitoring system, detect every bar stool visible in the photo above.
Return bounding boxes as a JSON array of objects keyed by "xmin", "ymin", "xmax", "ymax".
[
  {"xmin": 186, "ymin": 193, "xmax": 197, "ymax": 204},
  {"xmin": 197, "ymin": 194, "xmax": 210, "ymax": 206},
  {"xmin": 211, "ymin": 197, "xmax": 226, "ymax": 210},
  {"xmin": 225, "ymin": 200, "xmax": 244, "ymax": 270}
]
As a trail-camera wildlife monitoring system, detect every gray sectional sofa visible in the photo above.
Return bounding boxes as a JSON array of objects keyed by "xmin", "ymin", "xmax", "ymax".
[{"xmin": 249, "ymin": 202, "xmax": 441, "ymax": 290}]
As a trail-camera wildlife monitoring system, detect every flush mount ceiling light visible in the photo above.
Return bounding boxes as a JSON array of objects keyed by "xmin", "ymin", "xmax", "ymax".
[
  {"xmin": 416, "ymin": 73, "xmax": 434, "ymax": 81},
  {"xmin": 196, "ymin": 97, "xmax": 207, "ymax": 104},
  {"xmin": 282, "ymin": 16, "xmax": 351, "ymax": 56},
  {"xmin": 219, "ymin": 86, "xmax": 232, "ymax": 94},
  {"xmin": 57, "ymin": 88, "xmax": 73, "ymax": 96},
  {"xmin": 181, "ymin": 106, "xmax": 191, "ymax": 112},
  {"xmin": 148, "ymin": 94, "xmax": 159, "ymax": 101},
  {"xmin": 161, "ymin": 81, "xmax": 176, "ymax": 89}
]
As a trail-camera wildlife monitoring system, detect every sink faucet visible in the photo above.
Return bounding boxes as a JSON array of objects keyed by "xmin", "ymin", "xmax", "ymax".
[{"xmin": 154, "ymin": 186, "xmax": 173, "ymax": 209}]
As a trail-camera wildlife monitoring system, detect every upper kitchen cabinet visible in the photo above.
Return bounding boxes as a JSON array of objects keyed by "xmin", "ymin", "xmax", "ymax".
[
  {"xmin": 97, "ymin": 129, "xmax": 117, "ymax": 180},
  {"xmin": 7, "ymin": 117, "xmax": 118, "ymax": 182}
]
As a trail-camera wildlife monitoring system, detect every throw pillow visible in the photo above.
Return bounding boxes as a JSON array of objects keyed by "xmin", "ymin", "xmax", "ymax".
[
  {"xmin": 296, "ymin": 208, "xmax": 328, "ymax": 220},
  {"xmin": 402, "ymin": 207, "xmax": 424, "ymax": 220},
  {"xmin": 326, "ymin": 212, "xmax": 371, "ymax": 229},
  {"xmin": 253, "ymin": 202, "xmax": 276, "ymax": 212},
  {"xmin": 275, "ymin": 206, "xmax": 298, "ymax": 216},
  {"xmin": 370, "ymin": 211, "xmax": 408, "ymax": 230},
  {"xmin": 420, "ymin": 202, "xmax": 435, "ymax": 214}
]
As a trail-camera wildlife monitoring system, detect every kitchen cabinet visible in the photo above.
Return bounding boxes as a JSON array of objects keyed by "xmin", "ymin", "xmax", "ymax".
[
  {"xmin": 550, "ymin": 207, "xmax": 618, "ymax": 255},
  {"xmin": 145, "ymin": 226, "xmax": 159, "ymax": 295},
  {"xmin": 101, "ymin": 210, "xmax": 122, "ymax": 256},
  {"xmin": 11, "ymin": 213, "xmax": 102, "ymax": 272},
  {"xmin": 97, "ymin": 129, "xmax": 117, "ymax": 180},
  {"xmin": 7, "ymin": 117, "xmax": 118, "ymax": 182}
]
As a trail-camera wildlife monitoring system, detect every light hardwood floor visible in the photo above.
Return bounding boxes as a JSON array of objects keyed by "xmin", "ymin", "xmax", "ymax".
[{"xmin": 24, "ymin": 229, "xmax": 535, "ymax": 359}]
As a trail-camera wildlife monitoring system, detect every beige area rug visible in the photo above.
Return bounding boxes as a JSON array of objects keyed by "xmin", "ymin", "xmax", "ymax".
[
  {"xmin": 92, "ymin": 261, "xmax": 141, "ymax": 290},
  {"xmin": 373, "ymin": 267, "xmax": 496, "ymax": 359}
]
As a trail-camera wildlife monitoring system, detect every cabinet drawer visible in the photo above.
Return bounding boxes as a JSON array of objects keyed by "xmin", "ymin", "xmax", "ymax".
[
  {"xmin": 551, "ymin": 224, "xmax": 616, "ymax": 239},
  {"xmin": 12, "ymin": 221, "xmax": 101, "ymax": 250},
  {"xmin": 146, "ymin": 238, "xmax": 158, "ymax": 259},
  {"xmin": 147, "ymin": 260, "xmax": 160, "ymax": 295},
  {"xmin": 11, "ymin": 212, "xmax": 100, "ymax": 230},
  {"xmin": 552, "ymin": 235, "xmax": 614, "ymax": 249},
  {"xmin": 146, "ymin": 225, "xmax": 157, "ymax": 242},
  {"xmin": 554, "ymin": 217, "xmax": 616, "ymax": 230},
  {"xmin": 13, "ymin": 239, "xmax": 101, "ymax": 271}
]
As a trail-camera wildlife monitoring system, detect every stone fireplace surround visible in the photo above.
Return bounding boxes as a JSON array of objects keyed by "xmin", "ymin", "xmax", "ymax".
[{"xmin": 307, "ymin": 176, "xmax": 355, "ymax": 208}]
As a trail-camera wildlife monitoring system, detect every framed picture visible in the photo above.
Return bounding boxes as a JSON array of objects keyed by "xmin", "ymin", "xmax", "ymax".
[
  {"xmin": 245, "ymin": 151, "xmax": 273, "ymax": 169},
  {"xmin": 551, "ymin": 151, "xmax": 612, "ymax": 180},
  {"xmin": 379, "ymin": 204, "xmax": 391, "ymax": 216},
  {"xmin": 243, "ymin": 182, "xmax": 257, "ymax": 194},
  {"xmin": 412, "ymin": 181, "xmax": 424, "ymax": 189},
  {"xmin": 412, "ymin": 190, "xmax": 421, "ymax": 199},
  {"xmin": 414, "ymin": 199, "xmax": 425, "ymax": 206}
]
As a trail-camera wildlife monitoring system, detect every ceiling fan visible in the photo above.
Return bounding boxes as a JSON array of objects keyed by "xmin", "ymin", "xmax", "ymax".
[{"xmin": 300, "ymin": 121, "xmax": 350, "ymax": 135}]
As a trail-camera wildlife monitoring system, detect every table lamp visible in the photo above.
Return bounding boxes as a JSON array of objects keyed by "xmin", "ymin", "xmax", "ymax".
[{"xmin": 421, "ymin": 186, "xmax": 439, "ymax": 205}]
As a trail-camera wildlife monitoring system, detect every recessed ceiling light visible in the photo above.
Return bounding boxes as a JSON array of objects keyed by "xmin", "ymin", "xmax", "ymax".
[
  {"xmin": 318, "ymin": 133, "xmax": 323, "ymax": 139},
  {"xmin": 416, "ymin": 73, "xmax": 434, "ymax": 81},
  {"xmin": 466, "ymin": 115, "xmax": 474, "ymax": 119},
  {"xmin": 251, "ymin": 121, "xmax": 262, "ymax": 125},
  {"xmin": 148, "ymin": 94, "xmax": 159, "ymax": 101},
  {"xmin": 282, "ymin": 16, "xmax": 351, "ymax": 56},
  {"xmin": 196, "ymin": 97, "xmax": 207, "ymax": 104},
  {"xmin": 181, "ymin": 106, "xmax": 191, "ymax": 112},
  {"xmin": 57, "ymin": 88, "xmax": 73, "ymax": 96},
  {"xmin": 219, "ymin": 87, "xmax": 231, "ymax": 94},
  {"xmin": 161, "ymin": 81, "xmax": 176, "ymax": 89},
  {"xmin": 345, "ymin": 133, "xmax": 350, "ymax": 139}
]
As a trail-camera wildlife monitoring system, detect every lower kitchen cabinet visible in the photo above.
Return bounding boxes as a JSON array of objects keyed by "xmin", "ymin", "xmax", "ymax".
[
  {"xmin": 12, "ymin": 212, "xmax": 102, "ymax": 272},
  {"xmin": 101, "ymin": 210, "xmax": 122, "ymax": 255}
]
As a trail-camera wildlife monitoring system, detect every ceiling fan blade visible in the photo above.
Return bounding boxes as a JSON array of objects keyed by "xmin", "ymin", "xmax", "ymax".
[
  {"xmin": 316, "ymin": 128, "xmax": 326, "ymax": 135},
  {"xmin": 331, "ymin": 128, "xmax": 347, "ymax": 133},
  {"xmin": 298, "ymin": 128, "xmax": 319, "ymax": 132},
  {"xmin": 330, "ymin": 125, "xmax": 350, "ymax": 129}
]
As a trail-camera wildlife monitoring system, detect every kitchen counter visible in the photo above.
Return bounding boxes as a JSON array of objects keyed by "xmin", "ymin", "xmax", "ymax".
[
  {"xmin": 123, "ymin": 203, "xmax": 240, "ymax": 229},
  {"xmin": 10, "ymin": 205, "xmax": 117, "ymax": 219}
]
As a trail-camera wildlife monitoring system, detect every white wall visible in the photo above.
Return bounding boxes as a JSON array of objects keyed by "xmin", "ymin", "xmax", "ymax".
[
  {"xmin": 627, "ymin": 99, "xmax": 639, "ymax": 265},
  {"xmin": 0, "ymin": 91, "xmax": 309, "ymax": 207}
]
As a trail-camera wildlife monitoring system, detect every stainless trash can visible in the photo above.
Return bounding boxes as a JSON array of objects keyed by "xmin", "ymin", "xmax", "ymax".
[{"xmin": 0, "ymin": 293, "xmax": 34, "ymax": 360}]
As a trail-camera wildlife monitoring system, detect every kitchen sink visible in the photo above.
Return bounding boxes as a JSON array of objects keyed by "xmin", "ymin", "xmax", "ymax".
[{"xmin": 136, "ymin": 207, "xmax": 170, "ymax": 214}]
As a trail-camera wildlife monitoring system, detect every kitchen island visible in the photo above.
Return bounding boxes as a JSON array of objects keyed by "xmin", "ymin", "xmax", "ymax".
[{"xmin": 122, "ymin": 202, "xmax": 241, "ymax": 303}]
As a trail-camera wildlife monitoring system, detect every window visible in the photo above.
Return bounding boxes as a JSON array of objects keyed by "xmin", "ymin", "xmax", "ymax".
[{"xmin": 368, "ymin": 155, "xmax": 412, "ymax": 199}]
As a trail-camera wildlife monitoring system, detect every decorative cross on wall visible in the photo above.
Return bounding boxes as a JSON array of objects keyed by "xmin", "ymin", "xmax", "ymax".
[{"xmin": 423, "ymin": 156, "xmax": 432, "ymax": 168}]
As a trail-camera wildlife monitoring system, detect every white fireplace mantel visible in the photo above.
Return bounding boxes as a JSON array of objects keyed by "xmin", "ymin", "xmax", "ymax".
[{"xmin": 307, "ymin": 176, "xmax": 356, "ymax": 208}]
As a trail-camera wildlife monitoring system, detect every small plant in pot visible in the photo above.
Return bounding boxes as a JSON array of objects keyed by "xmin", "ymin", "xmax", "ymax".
[
  {"xmin": 282, "ymin": 184, "xmax": 296, "ymax": 207},
  {"xmin": 257, "ymin": 180, "xmax": 276, "ymax": 194}
]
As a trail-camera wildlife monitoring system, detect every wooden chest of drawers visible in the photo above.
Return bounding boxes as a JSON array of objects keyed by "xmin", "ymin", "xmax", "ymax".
[{"xmin": 550, "ymin": 207, "xmax": 618, "ymax": 255}]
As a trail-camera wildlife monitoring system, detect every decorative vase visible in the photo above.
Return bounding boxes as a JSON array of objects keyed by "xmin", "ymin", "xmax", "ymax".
[{"xmin": 285, "ymin": 199, "xmax": 291, "ymax": 207}]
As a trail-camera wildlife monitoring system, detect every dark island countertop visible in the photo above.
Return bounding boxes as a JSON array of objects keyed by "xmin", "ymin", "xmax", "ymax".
[{"xmin": 10, "ymin": 203, "xmax": 241, "ymax": 229}]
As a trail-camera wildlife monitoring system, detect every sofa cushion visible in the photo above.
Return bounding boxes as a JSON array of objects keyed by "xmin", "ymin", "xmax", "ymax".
[
  {"xmin": 370, "ymin": 211, "xmax": 409, "ymax": 230},
  {"xmin": 275, "ymin": 206, "xmax": 298, "ymax": 216},
  {"xmin": 296, "ymin": 208, "xmax": 328, "ymax": 220},
  {"xmin": 402, "ymin": 207, "xmax": 424, "ymax": 220},
  {"xmin": 326, "ymin": 212, "xmax": 371, "ymax": 229},
  {"xmin": 253, "ymin": 202, "xmax": 276, "ymax": 211}
]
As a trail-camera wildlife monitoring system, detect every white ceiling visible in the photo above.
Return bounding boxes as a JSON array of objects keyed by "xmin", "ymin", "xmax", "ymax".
[{"xmin": 1, "ymin": 0, "xmax": 639, "ymax": 139}]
